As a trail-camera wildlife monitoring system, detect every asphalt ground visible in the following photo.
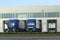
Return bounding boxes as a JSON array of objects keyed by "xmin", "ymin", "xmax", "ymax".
[{"xmin": 0, "ymin": 36, "xmax": 60, "ymax": 40}]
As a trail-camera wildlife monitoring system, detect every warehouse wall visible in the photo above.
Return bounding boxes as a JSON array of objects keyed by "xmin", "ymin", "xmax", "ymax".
[
  {"xmin": 0, "ymin": 19, "xmax": 3, "ymax": 32},
  {"xmin": 42, "ymin": 19, "xmax": 47, "ymax": 32},
  {"xmin": 0, "ymin": 6, "xmax": 60, "ymax": 13},
  {"xmin": 57, "ymin": 18, "xmax": 60, "ymax": 32}
]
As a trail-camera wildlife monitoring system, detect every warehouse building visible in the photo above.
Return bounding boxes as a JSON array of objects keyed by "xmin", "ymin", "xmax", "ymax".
[{"xmin": 0, "ymin": 6, "xmax": 60, "ymax": 33}]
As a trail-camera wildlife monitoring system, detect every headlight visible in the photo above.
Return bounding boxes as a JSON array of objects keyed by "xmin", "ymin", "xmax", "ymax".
[{"xmin": 11, "ymin": 23, "xmax": 15, "ymax": 26}]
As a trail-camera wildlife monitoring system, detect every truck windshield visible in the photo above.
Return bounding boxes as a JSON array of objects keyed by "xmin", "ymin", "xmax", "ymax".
[
  {"xmin": 27, "ymin": 23, "xmax": 35, "ymax": 26},
  {"xmin": 8, "ymin": 23, "xmax": 15, "ymax": 28}
]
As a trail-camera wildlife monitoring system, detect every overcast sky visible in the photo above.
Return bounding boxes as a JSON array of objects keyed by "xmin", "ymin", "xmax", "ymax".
[{"xmin": 0, "ymin": 0, "xmax": 60, "ymax": 7}]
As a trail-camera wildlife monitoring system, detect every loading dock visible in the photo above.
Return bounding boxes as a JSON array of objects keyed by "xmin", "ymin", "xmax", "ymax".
[
  {"xmin": 36, "ymin": 20, "xmax": 42, "ymax": 32},
  {"xmin": 3, "ymin": 20, "xmax": 8, "ymax": 32},
  {"xmin": 19, "ymin": 20, "xmax": 26, "ymax": 32},
  {"xmin": 47, "ymin": 20, "xmax": 57, "ymax": 32}
]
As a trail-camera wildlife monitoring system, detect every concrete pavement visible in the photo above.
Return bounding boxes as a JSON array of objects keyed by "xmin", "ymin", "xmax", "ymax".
[{"xmin": 0, "ymin": 36, "xmax": 60, "ymax": 40}]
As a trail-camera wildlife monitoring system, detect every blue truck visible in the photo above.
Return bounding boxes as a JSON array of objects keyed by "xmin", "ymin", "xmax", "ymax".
[
  {"xmin": 26, "ymin": 19, "xmax": 36, "ymax": 32},
  {"xmin": 8, "ymin": 19, "xmax": 20, "ymax": 32}
]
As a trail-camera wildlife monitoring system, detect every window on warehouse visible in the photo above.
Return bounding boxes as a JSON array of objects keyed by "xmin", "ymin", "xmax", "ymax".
[
  {"xmin": 59, "ymin": 12, "xmax": 60, "ymax": 17},
  {"xmin": 3, "ymin": 13, "xmax": 13, "ymax": 18},
  {"xmin": 41, "ymin": 12, "xmax": 44, "ymax": 17},
  {"xmin": 45, "ymin": 12, "xmax": 59, "ymax": 17},
  {"xmin": 17, "ymin": 13, "xmax": 29, "ymax": 18},
  {"xmin": 30, "ymin": 13, "xmax": 43, "ymax": 18},
  {"xmin": 13, "ymin": 13, "xmax": 17, "ymax": 18},
  {"xmin": 56, "ymin": 12, "xmax": 59, "ymax": 17},
  {"xmin": 0, "ymin": 13, "xmax": 3, "ymax": 18},
  {"xmin": 45, "ymin": 12, "xmax": 48, "ymax": 17}
]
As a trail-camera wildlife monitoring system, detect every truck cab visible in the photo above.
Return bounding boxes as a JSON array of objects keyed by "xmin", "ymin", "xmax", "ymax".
[
  {"xmin": 26, "ymin": 19, "xmax": 36, "ymax": 32},
  {"xmin": 8, "ymin": 19, "xmax": 20, "ymax": 33}
]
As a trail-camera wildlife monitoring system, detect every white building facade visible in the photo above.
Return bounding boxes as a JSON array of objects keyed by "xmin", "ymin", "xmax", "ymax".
[{"xmin": 0, "ymin": 6, "xmax": 60, "ymax": 32}]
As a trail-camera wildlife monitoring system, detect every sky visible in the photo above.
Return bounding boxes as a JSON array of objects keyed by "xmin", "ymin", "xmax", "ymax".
[{"xmin": 0, "ymin": 0, "xmax": 60, "ymax": 7}]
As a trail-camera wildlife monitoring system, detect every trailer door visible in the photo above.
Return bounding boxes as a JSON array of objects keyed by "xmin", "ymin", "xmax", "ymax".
[{"xmin": 47, "ymin": 20, "xmax": 57, "ymax": 32}]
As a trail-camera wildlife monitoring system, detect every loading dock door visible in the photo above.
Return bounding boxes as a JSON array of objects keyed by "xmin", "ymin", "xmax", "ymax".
[
  {"xmin": 47, "ymin": 20, "xmax": 57, "ymax": 32},
  {"xmin": 3, "ymin": 20, "xmax": 8, "ymax": 32},
  {"xmin": 19, "ymin": 20, "xmax": 26, "ymax": 32},
  {"xmin": 37, "ymin": 20, "xmax": 42, "ymax": 32}
]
